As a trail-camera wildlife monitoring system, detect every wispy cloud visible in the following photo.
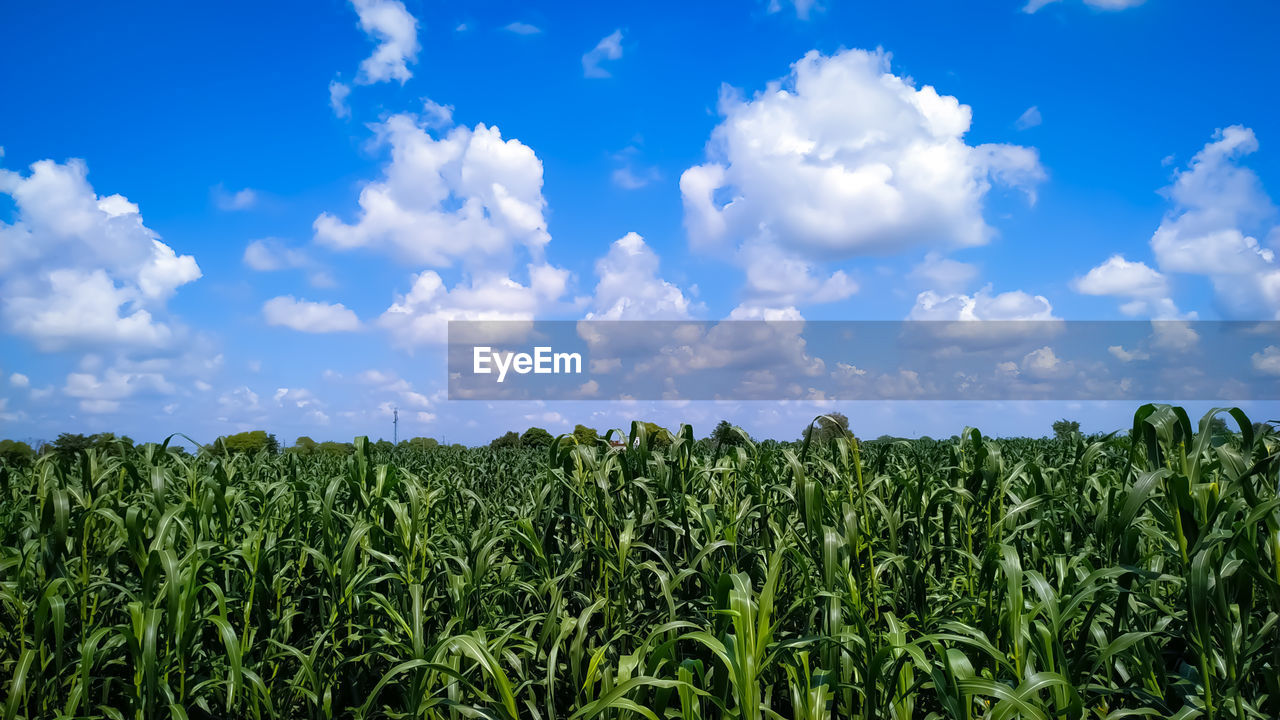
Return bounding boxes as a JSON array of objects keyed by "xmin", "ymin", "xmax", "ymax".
[
  {"xmin": 503, "ymin": 21, "xmax": 542, "ymax": 35},
  {"xmin": 1023, "ymin": 0, "xmax": 1145, "ymax": 14},
  {"xmin": 582, "ymin": 30, "xmax": 623, "ymax": 78},
  {"xmin": 1015, "ymin": 106, "xmax": 1042, "ymax": 130},
  {"xmin": 213, "ymin": 185, "xmax": 258, "ymax": 211},
  {"xmin": 329, "ymin": 80, "xmax": 351, "ymax": 119}
]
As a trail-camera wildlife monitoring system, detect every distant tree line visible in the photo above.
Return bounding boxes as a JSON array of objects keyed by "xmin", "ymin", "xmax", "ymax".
[{"xmin": 0, "ymin": 415, "xmax": 1247, "ymax": 469}]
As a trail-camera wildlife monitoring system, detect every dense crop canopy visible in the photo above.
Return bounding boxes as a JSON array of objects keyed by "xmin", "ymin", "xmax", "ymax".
[{"xmin": 1, "ymin": 404, "xmax": 1278, "ymax": 719}]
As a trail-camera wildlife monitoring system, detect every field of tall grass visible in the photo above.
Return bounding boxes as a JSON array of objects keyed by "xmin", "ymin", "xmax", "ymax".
[{"xmin": 1, "ymin": 404, "xmax": 1277, "ymax": 719}]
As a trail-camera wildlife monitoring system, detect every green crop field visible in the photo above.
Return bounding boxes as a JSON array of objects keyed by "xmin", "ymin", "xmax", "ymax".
[{"xmin": 1, "ymin": 404, "xmax": 1278, "ymax": 719}]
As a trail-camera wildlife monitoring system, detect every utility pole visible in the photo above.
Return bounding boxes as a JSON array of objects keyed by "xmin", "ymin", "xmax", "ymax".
[{"xmin": 393, "ymin": 407, "xmax": 399, "ymax": 444}]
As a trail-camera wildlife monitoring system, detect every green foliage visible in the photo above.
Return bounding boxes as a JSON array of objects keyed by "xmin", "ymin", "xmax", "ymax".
[
  {"xmin": 520, "ymin": 426, "xmax": 553, "ymax": 448},
  {"xmin": 217, "ymin": 430, "xmax": 278, "ymax": 455},
  {"xmin": 639, "ymin": 421, "xmax": 674, "ymax": 449},
  {"xmin": 489, "ymin": 430, "xmax": 521, "ymax": 449},
  {"xmin": 1052, "ymin": 417, "xmax": 1081, "ymax": 441},
  {"xmin": 803, "ymin": 411, "xmax": 849, "ymax": 443},
  {"xmin": 48, "ymin": 432, "xmax": 135, "ymax": 459},
  {"xmin": 401, "ymin": 436, "xmax": 439, "ymax": 450},
  {"xmin": 316, "ymin": 440, "xmax": 354, "ymax": 455},
  {"xmin": 0, "ymin": 405, "xmax": 1276, "ymax": 719},
  {"xmin": 0, "ymin": 439, "xmax": 35, "ymax": 467},
  {"xmin": 572, "ymin": 423, "xmax": 599, "ymax": 444},
  {"xmin": 710, "ymin": 419, "xmax": 749, "ymax": 449},
  {"xmin": 49, "ymin": 432, "xmax": 93, "ymax": 456}
]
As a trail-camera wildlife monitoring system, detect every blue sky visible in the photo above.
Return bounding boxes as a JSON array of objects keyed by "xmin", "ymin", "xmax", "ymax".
[{"xmin": 2, "ymin": 0, "xmax": 1279, "ymax": 446}]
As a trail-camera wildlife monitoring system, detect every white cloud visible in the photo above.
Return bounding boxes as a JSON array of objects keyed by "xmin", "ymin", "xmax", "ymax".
[
  {"xmin": 909, "ymin": 285, "xmax": 1057, "ymax": 321},
  {"xmin": 1073, "ymin": 254, "xmax": 1184, "ymax": 318},
  {"xmin": 1015, "ymin": 106, "xmax": 1042, "ymax": 130},
  {"xmin": 378, "ymin": 269, "xmax": 564, "ymax": 346},
  {"xmin": 680, "ymin": 48, "xmax": 1044, "ymax": 305},
  {"xmin": 1075, "ymin": 254, "xmax": 1168, "ymax": 297},
  {"xmin": 9, "ymin": 373, "xmax": 29, "ymax": 388},
  {"xmin": 273, "ymin": 387, "xmax": 320, "ymax": 409},
  {"xmin": 1108, "ymin": 345, "xmax": 1150, "ymax": 362},
  {"xmin": 726, "ymin": 304, "xmax": 805, "ymax": 321},
  {"xmin": 244, "ymin": 239, "xmax": 335, "ymax": 289},
  {"xmin": 909, "ymin": 252, "xmax": 979, "ymax": 294},
  {"xmin": 737, "ymin": 240, "xmax": 858, "ymax": 308},
  {"xmin": 350, "ymin": 0, "xmax": 420, "ymax": 84},
  {"xmin": 329, "ymin": 80, "xmax": 352, "ymax": 119},
  {"xmin": 213, "ymin": 185, "xmax": 257, "ymax": 211},
  {"xmin": 64, "ymin": 366, "xmax": 175, "ymax": 414},
  {"xmin": 767, "ymin": 0, "xmax": 822, "ymax": 20},
  {"xmin": 80, "ymin": 399, "xmax": 120, "ymax": 414},
  {"xmin": 582, "ymin": 30, "xmax": 624, "ymax": 78},
  {"xmin": 1150, "ymin": 320, "xmax": 1200, "ymax": 352},
  {"xmin": 0, "ymin": 158, "xmax": 200, "ymax": 350},
  {"xmin": 218, "ymin": 386, "xmax": 261, "ymax": 415},
  {"xmin": 315, "ymin": 106, "xmax": 573, "ymax": 347},
  {"xmin": 503, "ymin": 22, "xmax": 541, "ymax": 35},
  {"xmin": 612, "ymin": 165, "xmax": 660, "ymax": 189},
  {"xmin": 1252, "ymin": 345, "xmax": 1280, "ymax": 376},
  {"xmin": 1147, "ymin": 126, "xmax": 1280, "ymax": 318},
  {"xmin": 314, "ymin": 111, "xmax": 552, "ymax": 269},
  {"xmin": 263, "ymin": 296, "xmax": 361, "ymax": 333},
  {"xmin": 1023, "ymin": 0, "xmax": 1144, "ymax": 13},
  {"xmin": 586, "ymin": 232, "xmax": 694, "ymax": 320},
  {"xmin": 244, "ymin": 238, "xmax": 309, "ymax": 271},
  {"xmin": 1022, "ymin": 346, "xmax": 1074, "ymax": 380},
  {"xmin": 610, "ymin": 144, "xmax": 660, "ymax": 189}
]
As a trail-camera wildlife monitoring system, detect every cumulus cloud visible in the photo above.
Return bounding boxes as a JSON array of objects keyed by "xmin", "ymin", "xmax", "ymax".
[
  {"xmin": 909, "ymin": 285, "xmax": 1057, "ymax": 321},
  {"xmin": 263, "ymin": 296, "xmax": 361, "ymax": 333},
  {"xmin": 1146, "ymin": 126, "xmax": 1280, "ymax": 318},
  {"xmin": 582, "ymin": 30, "xmax": 624, "ymax": 78},
  {"xmin": 377, "ymin": 268, "xmax": 566, "ymax": 346},
  {"xmin": 680, "ymin": 48, "xmax": 1044, "ymax": 306},
  {"xmin": 1021, "ymin": 346, "xmax": 1074, "ymax": 380},
  {"xmin": 586, "ymin": 232, "xmax": 694, "ymax": 320},
  {"xmin": 350, "ymin": 0, "xmax": 420, "ymax": 84},
  {"xmin": 314, "ymin": 109, "xmax": 552, "ymax": 268},
  {"xmin": 1253, "ymin": 345, "xmax": 1280, "ymax": 376},
  {"xmin": 1073, "ymin": 254, "xmax": 1184, "ymax": 318},
  {"xmin": 0, "ymin": 157, "xmax": 201, "ymax": 350},
  {"xmin": 10, "ymin": 373, "xmax": 29, "ymax": 388},
  {"xmin": 737, "ymin": 240, "xmax": 858, "ymax": 310},
  {"xmin": 315, "ymin": 104, "xmax": 572, "ymax": 347}
]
